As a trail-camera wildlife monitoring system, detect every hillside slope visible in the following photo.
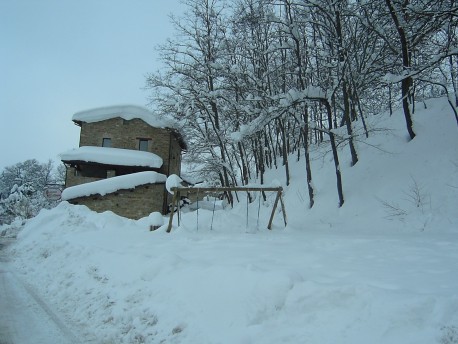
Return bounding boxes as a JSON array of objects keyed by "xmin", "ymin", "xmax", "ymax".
[
  {"xmin": 279, "ymin": 97, "xmax": 458, "ymax": 233},
  {"xmin": 6, "ymin": 98, "xmax": 458, "ymax": 343}
]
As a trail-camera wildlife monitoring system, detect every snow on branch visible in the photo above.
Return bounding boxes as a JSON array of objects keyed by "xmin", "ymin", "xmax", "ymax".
[
  {"xmin": 381, "ymin": 48, "xmax": 458, "ymax": 84},
  {"xmin": 230, "ymin": 86, "xmax": 328, "ymax": 141}
]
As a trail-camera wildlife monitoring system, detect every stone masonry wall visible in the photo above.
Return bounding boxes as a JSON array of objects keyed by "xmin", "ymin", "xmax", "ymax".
[
  {"xmin": 64, "ymin": 117, "xmax": 183, "ymax": 215},
  {"xmin": 78, "ymin": 118, "xmax": 181, "ymax": 176},
  {"xmin": 67, "ymin": 183, "xmax": 165, "ymax": 220},
  {"xmin": 65, "ymin": 167, "xmax": 102, "ymax": 187},
  {"xmin": 168, "ymin": 135, "xmax": 182, "ymax": 176}
]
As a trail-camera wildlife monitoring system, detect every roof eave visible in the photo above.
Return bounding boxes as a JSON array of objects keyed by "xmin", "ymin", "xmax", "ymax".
[{"xmin": 61, "ymin": 160, "xmax": 162, "ymax": 170}]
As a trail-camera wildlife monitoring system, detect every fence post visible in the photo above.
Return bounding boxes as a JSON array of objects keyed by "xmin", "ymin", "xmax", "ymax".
[{"xmin": 166, "ymin": 188, "xmax": 178, "ymax": 233}]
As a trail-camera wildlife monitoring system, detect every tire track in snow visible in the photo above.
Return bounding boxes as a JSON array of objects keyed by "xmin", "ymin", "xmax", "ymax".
[{"xmin": 0, "ymin": 238, "xmax": 84, "ymax": 344}]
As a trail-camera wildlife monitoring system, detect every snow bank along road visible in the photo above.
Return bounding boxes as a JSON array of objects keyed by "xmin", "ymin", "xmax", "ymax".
[{"xmin": 0, "ymin": 238, "xmax": 81, "ymax": 344}]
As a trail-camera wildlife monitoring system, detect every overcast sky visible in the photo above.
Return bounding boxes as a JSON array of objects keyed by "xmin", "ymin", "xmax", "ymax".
[{"xmin": 0, "ymin": 0, "xmax": 183, "ymax": 172}]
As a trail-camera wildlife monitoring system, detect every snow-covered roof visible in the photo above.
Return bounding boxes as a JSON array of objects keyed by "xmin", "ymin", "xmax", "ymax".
[
  {"xmin": 72, "ymin": 105, "xmax": 174, "ymax": 129},
  {"xmin": 60, "ymin": 146, "xmax": 163, "ymax": 168},
  {"xmin": 61, "ymin": 171, "xmax": 167, "ymax": 201},
  {"xmin": 71, "ymin": 105, "xmax": 187, "ymax": 150}
]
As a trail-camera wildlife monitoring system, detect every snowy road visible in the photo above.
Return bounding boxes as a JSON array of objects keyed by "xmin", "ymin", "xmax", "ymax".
[{"xmin": 0, "ymin": 239, "xmax": 81, "ymax": 344}]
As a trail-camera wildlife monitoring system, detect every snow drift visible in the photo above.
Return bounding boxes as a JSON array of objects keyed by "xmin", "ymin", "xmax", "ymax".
[{"xmin": 7, "ymin": 97, "xmax": 458, "ymax": 343}]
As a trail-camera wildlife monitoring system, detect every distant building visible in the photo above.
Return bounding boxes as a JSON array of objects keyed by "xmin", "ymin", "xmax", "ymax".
[{"xmin": 60, "ymin": 105, "xmax": 186, "ymax": 219}]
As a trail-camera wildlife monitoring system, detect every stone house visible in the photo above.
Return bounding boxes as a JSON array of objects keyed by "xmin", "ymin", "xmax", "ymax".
[{"xmin": 60, "ymin": 105, "xmax": 186, "ymax": 219}]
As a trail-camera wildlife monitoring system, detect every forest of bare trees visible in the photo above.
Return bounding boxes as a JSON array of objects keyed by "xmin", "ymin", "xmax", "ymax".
[{"xmin": 146, "ymin": 0, "xmax": 458, "ymax": 208}]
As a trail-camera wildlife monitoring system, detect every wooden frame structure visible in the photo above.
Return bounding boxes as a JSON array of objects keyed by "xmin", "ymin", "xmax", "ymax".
[{"xmin": 166, "ymin": 186, "xmax": 287, "ymax": 233}]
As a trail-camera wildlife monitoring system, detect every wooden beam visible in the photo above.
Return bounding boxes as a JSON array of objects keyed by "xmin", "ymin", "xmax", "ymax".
[
  {"xmin": 177, "ymin": 190, "xmax": 181, "ymax": 227},
  {"xmin": 166, "ymin": 186, "xmax": 286, "ymax": 233},
  {"xmin": 279, "ymin": 190, "xmax": 288, "ymax": 227},
  {"xmin": 166, "ymin": 191, "xmax": 178, "ymax": 233},
  {"xmin": 267, "ymin": 190, "xmax": 282, "ymax": 230},
  {"xmin": 171, "ymin": 186, "xmax": 283, "ymax": 193}
]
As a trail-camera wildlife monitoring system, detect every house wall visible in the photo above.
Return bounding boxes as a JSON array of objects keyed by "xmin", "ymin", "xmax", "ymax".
[
  {"xmin": 168, "ymin": 134, "xmax": 182, "ymax": 176},
  {"xmin": 78, "ymin": 118, "xmax": 181, "ymax": 176},
  {"xmin": 66, "ymin": 167, "xmax": 103, "ymax": 187},
  {"xmin": 67, "ymin": 183, "xmax": 166, "ymax": 220},
  {"xmin": 64, "ymin": 117, "xmax": 183, "ymax": 217}
]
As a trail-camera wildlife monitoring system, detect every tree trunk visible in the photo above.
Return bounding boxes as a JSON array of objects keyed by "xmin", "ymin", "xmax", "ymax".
[
  {"xmin": 335, "ymin": 8, "xmax": 358, "ymax": 166},
  {"xmin": 450, "ymin": 55, "xmax": 458, "ymax": 107},
  {"xmin": 386, "ymin": 0, "xmax": 416, "ymax": 140},
  {"xmin": 277, "ymin": 118, "xmax": 290, "ymax": 186},
  {"xmin": 353, "ymin": 88, "xmax": 369, "ymax": 138},
  {"xmin": 343, "ymin": 83, "xmax": 359, "ymax": 166},
  {"xmin": 323, "ymin": 101, "xmax": 344, "ymax": 207},
  {"xmin": 302, "ymin": 106, "xmax": 314, "ymax": 208}
]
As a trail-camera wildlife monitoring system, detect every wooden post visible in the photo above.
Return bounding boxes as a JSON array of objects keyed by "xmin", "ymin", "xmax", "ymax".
[
  {"xmin": 166, "ymin": 186, "xmax": 287, "ymax": 232},
  {"xmin": 166, "ymin": 188, "xmax": 178, "ymax": 233},
  {"xmin": 177, "ymin": 190, "xmax": 181, "ymax": 227},
  {"xmin": 279, "ymin": 189, "xmax": 287, "ymax": 227},
  {"xmin": 267, "ymin": 190, "xmax": 281, "ymax": 230}
]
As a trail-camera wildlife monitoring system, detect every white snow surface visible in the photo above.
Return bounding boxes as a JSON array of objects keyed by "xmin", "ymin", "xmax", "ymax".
[
  {"xmin": 71, "ymin": 104, "xmax": 175, "ymax": 129},
  {"xmin": 60, "ymin": 146, "xmax": 163, "ymax": 168},
  {"xmin": 61, "ymin": 171, "xmax": 166, "ymax": 201},
  {"xmin": 7, "ymin": 97, "xmax": 458, "ymax": 343},
  {"xmin": 166, "ymin": 174, "xmax": 183, "ymax": 194},
  {"xmin": 147, "ymin": 212, "xmax": 164, "ymax": 227}
]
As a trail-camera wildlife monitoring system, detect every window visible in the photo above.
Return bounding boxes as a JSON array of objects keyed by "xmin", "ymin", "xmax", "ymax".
[
  {"xmin": 138, "ymin": 139, "xmax": 149, "ymax": 151},
  {"xmin": 102, "ymin": 138, "xmax": 112, "ymax": 147}
]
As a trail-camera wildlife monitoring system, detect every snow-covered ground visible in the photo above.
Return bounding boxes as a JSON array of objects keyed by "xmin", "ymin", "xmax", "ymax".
[
  {"xmin": 0, "ymin": 244, "xmax": 82, "ymax": 344},
  {"xmin": 4, "ymin": 98, "xmax": 458, "ymax": 343}
]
